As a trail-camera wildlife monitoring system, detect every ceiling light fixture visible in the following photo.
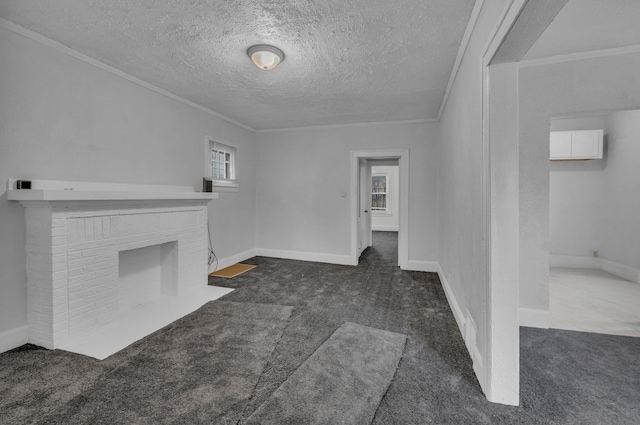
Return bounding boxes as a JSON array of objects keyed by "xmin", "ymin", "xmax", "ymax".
[{"xmin": 247, "ymin": 44, "xmax": 285, "ymax": 70}]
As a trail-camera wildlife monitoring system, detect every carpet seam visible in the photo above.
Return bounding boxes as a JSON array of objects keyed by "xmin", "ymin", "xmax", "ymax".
[
  {"xmin": 242, "ymin": 322, "xmax": 408, "ymax": 425},
  {"xmin": 237, "ymin": 314, "xmax": 341, "ymax": 424},
  {"xmin": 36, "ymin": 300, "xmax": 293, "ymax": 425},
  {"xmin": 369, "ymin": 337, "xmax": 409, "ymax": 424},
  {"xmin": 235, "ymin": 304, "xmax": 296, "ymax": 425}
]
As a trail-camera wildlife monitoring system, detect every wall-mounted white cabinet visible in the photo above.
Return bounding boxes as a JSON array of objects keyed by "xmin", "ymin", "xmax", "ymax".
[{"xmin": 550, "ymin": 130, "xmax": 603, "ymax": 160}]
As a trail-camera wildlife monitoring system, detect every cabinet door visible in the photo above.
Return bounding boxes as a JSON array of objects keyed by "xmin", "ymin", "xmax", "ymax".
[
  {"xmin": 571, "ymin": 130, "xmax": 603, "ymax": 159},
  {"xmin": 550, "ymin": 131, "xmax": 572, "ymax": 159}
]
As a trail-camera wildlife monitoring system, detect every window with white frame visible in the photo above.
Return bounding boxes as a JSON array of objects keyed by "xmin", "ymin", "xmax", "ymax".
[
  {"xmin": 371, "ymin": 173, "xmax": 390, "ymax": 214},
  {"xmin": 209, "ymin": 140, "xmax": 238, "ymax": 188}
]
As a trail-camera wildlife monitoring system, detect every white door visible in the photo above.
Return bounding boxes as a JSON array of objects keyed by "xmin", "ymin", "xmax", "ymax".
[{"xmin": 358, "ymin": 159, "xmax": 372, "ymax": 256}]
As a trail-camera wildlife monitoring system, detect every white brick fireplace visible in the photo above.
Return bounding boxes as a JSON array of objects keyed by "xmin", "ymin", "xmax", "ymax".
[{"xmin": 8, "ymin": 179, "xmax": 226, "ymax": 357}]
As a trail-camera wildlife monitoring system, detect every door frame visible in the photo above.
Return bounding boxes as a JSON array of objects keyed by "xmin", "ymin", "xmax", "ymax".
[
  {"xmin": 350, "ymin": 149, "xmax": 409, "ymax": 268},
  {"xmin": 357, "ymin": 158, "xmax": 372, "ymax": 256},
  {"xmin": 480, "ymin": 0, "xmax": 568, "ymax": 405}
]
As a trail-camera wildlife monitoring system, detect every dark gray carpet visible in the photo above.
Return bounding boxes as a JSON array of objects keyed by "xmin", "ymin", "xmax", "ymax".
[
  {"xmin": 0, "ymin": 301, "xmax": 292, "ymax": 424},
  {"xmin": 215, "ymin": 232, "xmax": 640, "ymax": 424},
  {"xmin": 244, "ymin": 322, "xmax": 406, "ymax": 425},
  {"xmin": 519, "ymin": 327, "xmax": 640, "ymax": 424},
  {"xmin": 0, "ymin": 345, "xmax": 107, "ymax": 424},
  {"xmin": 1, "ymin": 232, "xmax": 639, "ymax": 424}
]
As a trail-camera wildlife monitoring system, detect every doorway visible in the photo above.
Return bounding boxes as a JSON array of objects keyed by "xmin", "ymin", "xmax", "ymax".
[
  {"xmin": 487, "ymin": 0, "xmax": 640, "ymax": 405},
  {"xmin": 350, "ymin": 150, "xmax": 409, "ymax": 268},
  {"xmin": 548, "ymin": 110, "xmax": 640, "ymax": 337},
  {"xmin": 356, "ymin": 159, "xmax": 401, "ymax": 263}
]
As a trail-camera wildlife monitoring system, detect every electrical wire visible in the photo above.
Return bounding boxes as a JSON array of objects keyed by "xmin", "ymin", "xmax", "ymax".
[{"xmin": 207, "ymin": 222, "xmax": 218, "ymax": 272}]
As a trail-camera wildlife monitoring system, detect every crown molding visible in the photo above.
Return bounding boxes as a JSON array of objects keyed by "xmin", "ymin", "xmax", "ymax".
[
  {"xmin": 0, "ymin": 17, "xmax": 256, "ymax": 132},
  {"xmin": 520, "ymin": 44, "xmax": 640, "ymax": 68},
  {"xmin": 252, "ymin": 0, "xmax": 488, "ymax": 133},
  {"xmin": 436, "ymin": 0, "xmax": 485, "ymax": 121},
  {"xmin": 255, "ymin": 117, "xmax": 437, "ymax": 133},
  {"xmin": 1, "ymin": 9, "xmax": 487, "ymax": 134}
]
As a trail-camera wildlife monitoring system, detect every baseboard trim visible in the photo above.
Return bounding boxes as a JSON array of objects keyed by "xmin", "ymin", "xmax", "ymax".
[
  {"xmin": 549, "ymin": 254, "xmax": 599, "ymax": 269},
  {"xmin": 208, "ymin": 249, "xmax": 257, "ymax": 274},
  {"xmin": 519, "ymin": 307, "xmax": 549, "ymax": 329},
  {"xmin": 372, "ymin": 225, "xmax": 399, "ymax": 232},
  {"xmin": 436, "ymin": 264, "xmax": 466, "ymax": 338},
  {"xmin": 0, "ymin": 325, "xmax": 29, "ymax": 354},
  {"xmin": 464, "ymin": 310, "xmax": 484, "ymax": 382},
  {"xmin": 436, "ymin": 263, "xmax": 485, "ymax": 383},
  {"xmin": 405, "ymin": 260, "xmax": 439, "ymax": 272},
  {"xmin": 255, "ymin": 248, "xmax": 354, "ymax": 266},
  {"xmin": 550, "ymin": 254, "xmax": 640, "ymax": 283},
  {"xmin": 600, "ymin": 258, "xmax": 640, "ymax": 284}
]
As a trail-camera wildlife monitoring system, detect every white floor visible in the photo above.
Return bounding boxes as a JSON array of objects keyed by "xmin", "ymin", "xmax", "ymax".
[
  {"xmin": 59, "ymin": 285, "xmax": 234, "ymax": 360},
  {"xmin": 549, "ymin": 267, "xmax": 640, "ymax": 337}
]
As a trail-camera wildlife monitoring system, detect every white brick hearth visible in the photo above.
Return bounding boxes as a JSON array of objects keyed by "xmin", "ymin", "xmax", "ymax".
[{"xmin": 9, "ymin": 179, "xmax": 228, "ymax": 358}]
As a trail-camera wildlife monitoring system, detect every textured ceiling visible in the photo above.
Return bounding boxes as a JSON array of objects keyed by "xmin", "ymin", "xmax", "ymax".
[
  {"xmin": 525, "ymin": 0, "xmax": 640, "ymax": 61},
  {"xmin": 0, "ymin": 0, "xmax": 475, "ymax": 130}
]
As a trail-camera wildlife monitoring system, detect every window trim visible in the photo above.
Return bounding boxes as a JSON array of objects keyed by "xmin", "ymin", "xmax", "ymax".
[
  {"xmin": 371, "ymin": 173, "xmax": 391, "ymax": 216},
  {"xmin": 205, "ymin": 137, "xmax": 239, "ymax": 191}
]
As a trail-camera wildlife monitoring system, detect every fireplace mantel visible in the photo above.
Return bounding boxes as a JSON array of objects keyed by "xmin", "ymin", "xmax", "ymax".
[{"xmin": 7, "ymin": 178, "xmax": 218, "ymax": 202}]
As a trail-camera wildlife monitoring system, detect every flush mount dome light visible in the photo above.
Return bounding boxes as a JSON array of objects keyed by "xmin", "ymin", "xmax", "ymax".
[{"xmin": 247, "ymin": 44, "xmax": 285, "ymax": 70}]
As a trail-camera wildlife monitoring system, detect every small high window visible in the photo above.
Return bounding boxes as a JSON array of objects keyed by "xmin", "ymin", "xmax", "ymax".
[{"xmin": 208, "ymin": 140, "xmax": 238, "ymax": 189}]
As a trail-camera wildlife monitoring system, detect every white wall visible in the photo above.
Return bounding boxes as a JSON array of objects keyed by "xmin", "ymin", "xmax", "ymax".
[
  {"xmin": 549, "ymin": 160, "xmax": 604, "ymax": 258},
  {"xmin": 549, "ymin": 116, "xmax": 606, "ymax": 258},
  {"xmin": 371, "ymin": 164, "xmax": 399, "ymax": 231},
  {"xmin": 254, "ymin": 122, "xmax": 439, "ymax": 265},
  {"xmin": 549, "ymin": 110, "xmax": 640, "ymax": 280},
  {"xmin": 519, "ymin": 51, "xmax": 640, "ymax": 313},
  {"xmin": 0, "ymin": 25, "xmax": 256, "ymax": 339},
  {"xmin": 601, "ymin": 110, "xmax": 640, "ymax": 272},
  {"xmin": 438, "ymin": 0, "xmax": 512, "ymax": 397},
  {"xmin": 550, "ymin": 115, "xmax": 606, "ymax": 132}
]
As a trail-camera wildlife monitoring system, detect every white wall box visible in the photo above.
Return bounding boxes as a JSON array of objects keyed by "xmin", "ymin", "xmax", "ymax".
[{"xmin": 550, "ymin": 130, "xmax": 603, "ymax": 160}]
